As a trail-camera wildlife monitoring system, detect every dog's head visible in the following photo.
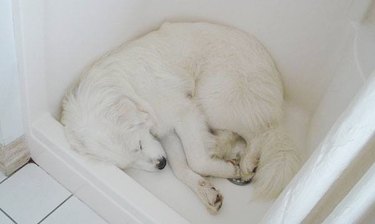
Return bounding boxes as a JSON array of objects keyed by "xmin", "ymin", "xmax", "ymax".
[{"xmin": 62, "ymin": 88, "xmax": 167, "ymax": 172}]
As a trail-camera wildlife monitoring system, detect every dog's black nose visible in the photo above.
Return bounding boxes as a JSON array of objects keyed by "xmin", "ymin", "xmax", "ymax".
[{"xmin": 156, "ymin": 157, "xmax": 167, "ymax": 170}]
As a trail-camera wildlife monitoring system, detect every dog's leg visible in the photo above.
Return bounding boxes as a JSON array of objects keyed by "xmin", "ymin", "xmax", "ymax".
[
  {"xmin": 175, "ymin": 108, "xmax": 240, "ymax": 178},
  {"xmin": 160, "ymin": 132, "xmax": 223, "ymax": 214}
]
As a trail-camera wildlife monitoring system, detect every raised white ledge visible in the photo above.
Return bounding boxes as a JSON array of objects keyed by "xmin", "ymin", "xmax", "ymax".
[{"xmin": 31, "ymin": 113, "xmax": 189, "ymax": 224}]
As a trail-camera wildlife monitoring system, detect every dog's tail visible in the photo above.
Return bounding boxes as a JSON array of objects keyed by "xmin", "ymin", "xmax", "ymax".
[{"xmin": 252, "ymin": 125, "xmax": 301, "ymax": 198}]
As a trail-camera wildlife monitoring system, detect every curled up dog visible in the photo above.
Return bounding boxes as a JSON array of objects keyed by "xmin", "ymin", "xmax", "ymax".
[{"xmin": 61, "ymin": 22, "xmax": 301, "ymax": 214}]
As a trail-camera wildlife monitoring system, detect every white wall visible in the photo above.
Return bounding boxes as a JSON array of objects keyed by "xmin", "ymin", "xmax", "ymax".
[
  {"xmin": 0, "ymin": 0, "xmax": 24, "ymax": 145},
  {"xmin": 42, "ymin": 0, "xmax": 357, "ymax": 118}
]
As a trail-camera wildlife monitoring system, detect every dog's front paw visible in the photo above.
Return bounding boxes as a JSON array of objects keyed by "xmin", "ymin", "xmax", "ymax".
[
  {"xmin": 197, "ymin": 180, "xmax": 223, "ymax": 214},
  {"xmin": 239, "ymin": 152, "xmax": 259, "ymax": 181}
]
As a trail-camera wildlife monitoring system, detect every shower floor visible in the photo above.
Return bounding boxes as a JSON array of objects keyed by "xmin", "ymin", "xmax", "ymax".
[
  {"xmin": 127, "ymin": 102, "xmax": 311, "ymax": 224},
  {"xmin": 127, "ymin": 167, "xmax": 271, "ymax": 224}
]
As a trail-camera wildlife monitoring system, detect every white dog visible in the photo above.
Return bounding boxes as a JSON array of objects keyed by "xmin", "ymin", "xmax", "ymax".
[{"xmin": 61, "ymin": 22, "xmax": 300, "ymax": 214}]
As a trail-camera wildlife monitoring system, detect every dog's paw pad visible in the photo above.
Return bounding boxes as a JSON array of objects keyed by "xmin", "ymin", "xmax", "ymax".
[
  {"xmin": 227, "ymin": 159, "xmax": 240, "ymax": 166},
  {"xmin": 197, "ymin": 180, "xmax": 223, "ymax": 214},
  {"xmin": 207, "ymin": 191, "xmax": 223, "ymax": 214}
]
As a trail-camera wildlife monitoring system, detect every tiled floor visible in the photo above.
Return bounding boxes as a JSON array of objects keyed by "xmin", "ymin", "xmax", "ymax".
[{"xmin": 0, "ymin": 163, "xmax": 108, "ymax": 224}]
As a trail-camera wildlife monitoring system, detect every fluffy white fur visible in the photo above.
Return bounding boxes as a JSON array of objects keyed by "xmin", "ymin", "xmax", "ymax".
[{"xmin": 61, "ymin": 22, "xmax": 300, "ymax": 213}]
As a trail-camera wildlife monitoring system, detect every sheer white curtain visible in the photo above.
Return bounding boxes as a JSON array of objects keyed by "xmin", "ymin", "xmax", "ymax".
[
  {"xmin": 323, "ymin": 163, "xmax": 375, "ymax": 224},
  {"xmin": 261, "ymin": 71, "xmax": 375, "ymax": 224}
]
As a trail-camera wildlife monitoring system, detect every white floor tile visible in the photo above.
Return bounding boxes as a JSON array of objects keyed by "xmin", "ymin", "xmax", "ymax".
[
  {"xmin": 0, "ymin": 211, "xmax": 14, "ymax": 224},
  {"xmin": 0, "ymin": 171, "xmax": 6, "ymax": 182},
  {"xmin": 0, "ymin": 164, "xmax": 71, "ymax": 224},
  {"xmin": 41, "ymin": 196, "xmax": 108, "ymax": 224}
]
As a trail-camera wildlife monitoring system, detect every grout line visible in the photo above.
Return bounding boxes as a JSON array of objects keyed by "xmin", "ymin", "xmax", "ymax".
[
  {"xmin": 0, "ymin": 160, "xmax": 33, "ymax": 185},
  {"xmin": 0, "ymin": 177, "xmax": 8, "ymax": 185},
  {"xmin": 0, "ymin": 208, "xmax": 17, "ymax": 224},
  {"xmin": 75, "ymin": 196, "xmax": 110, "ymax": 223},
  {"xmin": 37, "ymin": 194, "xmax": 73, "ymax": 224}
]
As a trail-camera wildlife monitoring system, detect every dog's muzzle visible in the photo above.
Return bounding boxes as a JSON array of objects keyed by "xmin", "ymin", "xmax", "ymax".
[{"xmin": 156, "ymin": 156, "xmax": 167, "ymax": 170}]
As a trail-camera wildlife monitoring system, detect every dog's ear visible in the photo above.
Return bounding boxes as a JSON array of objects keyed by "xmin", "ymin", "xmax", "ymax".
[
  {"xmin": 118, "ymin": 82, "xmax": 159, "ymax": 131},
  {"xmin": 133, "ymin": 110, "xmax": 153, "ymax": 129},
  {"xmin": 128, "ymin": 99, "xmax": 159, "ymax": 132}
]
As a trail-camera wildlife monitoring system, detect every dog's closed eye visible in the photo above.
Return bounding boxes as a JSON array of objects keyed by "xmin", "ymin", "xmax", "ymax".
[{"xmin": 132, "ymin": 141, "xmax": 143, "ymax": 153}]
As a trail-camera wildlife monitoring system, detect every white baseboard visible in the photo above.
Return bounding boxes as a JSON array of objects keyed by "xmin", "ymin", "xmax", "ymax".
[{"xmin": 0, "ymin": 136, "xmax": 30, "ymax": 175}]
